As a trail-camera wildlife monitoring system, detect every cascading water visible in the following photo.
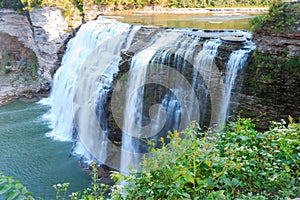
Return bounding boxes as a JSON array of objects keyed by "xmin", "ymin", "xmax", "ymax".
[
  {"xmin": 218, "ymin": 44, "xmax": 255, "ymax": 126},
  {"xmin": 44, "ymin": 17, "xmax": 254, "ymax": 172},
  {"xmin": 42, "ymin": 20, "xmax": 110, "ymax": 141},
  {"xmin": 43, "ymin": 18, "xmax": 141, "ymax": 163},
  {"xmin": 72, "ymin": 21, "xmax": 140, "ymax": 163}
]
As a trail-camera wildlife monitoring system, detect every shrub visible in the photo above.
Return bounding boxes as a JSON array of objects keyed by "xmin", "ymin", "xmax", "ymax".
[
  {"xmin": 111, "ymin": 118, "xmax": 300, "ymax": 199},
  {"xmin": 0, "ymin": 173, "xmax": 34, "ymax": 200},
  {"xmin": 251, "ymin": 1, "xmax": 299, "ymax": 33}
]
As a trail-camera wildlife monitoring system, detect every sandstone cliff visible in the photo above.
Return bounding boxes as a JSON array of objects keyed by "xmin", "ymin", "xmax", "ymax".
[
  {"xmin": 239, "ymin": 2, "xmax": 300, "ymax": 128},
  {"xmin": 0, "ymin": 7, "xmax": 82, "ymax": 104}
]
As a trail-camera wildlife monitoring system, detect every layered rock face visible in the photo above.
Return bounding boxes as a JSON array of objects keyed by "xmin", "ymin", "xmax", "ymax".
[
  {"xmin": 29, "ymin": 8, "xmax": 79, "ymax": 81},
  {"xmin": 253, "ymin": 3, "xmax": 300, "ymax": 59},
  {"xmin": 0, "ymin": 7, "xmax": 81, "ymax": 104},
  {"xmin": 253, "ymin": 34, "xmax": 300, "ymax": 58},
  {"xmin": 239, "ymin": 3, "xmax": 300, "ymax": 128}
]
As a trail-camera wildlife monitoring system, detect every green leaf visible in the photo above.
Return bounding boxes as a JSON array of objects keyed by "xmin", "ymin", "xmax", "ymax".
[
  {"xmin": 182, "ymin": 192, "xmax": 191, "ymax": 199},
  {"xmin": 6, "ymin": 190, "xmax": 20, "ymax": 200},
  {"xmin": 223, "ymin": 177, "xmax": 231, "ymax": 186},
  {"xmin": 206, "ymin": 190, "xmax": 226, "ymax": 200},
  {"xmin": 207, "ymin": 176, "xmax": 215, "ymax": 187},
  {"xmin": 0, "ymin": 184, "xmax": 12, "ymax": 194},
  {"xmin": 184, "ymin": 172, "xmax": 194, "ymax": 184},
  {"xmin": 231, "ymin": 178, "xmax": 239, "ymax": 187}
]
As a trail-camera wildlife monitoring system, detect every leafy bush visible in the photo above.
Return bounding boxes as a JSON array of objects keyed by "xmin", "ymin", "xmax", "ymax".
[
  {"xmin": 0, "ymin": 173, "xmax": 34, "ymax": 200},
  {"xmin": 111, "ymin": 118, "xmax": 300, "ymax": 199},
  {"xmin": 67, "ymin": 162, "xmax": 108, "ymax": 200},
  {"xmin": 251, "ymin": 1, "xmax": 300, "ymax": 33}
]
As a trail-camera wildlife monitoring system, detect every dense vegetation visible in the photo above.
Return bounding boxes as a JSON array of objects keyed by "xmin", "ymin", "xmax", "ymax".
[
  {"xmin": 250, "ymin": 1, "xmax": 300, "ymax": 33},
  {"xmin": 0, "ymin": 0, "xmax": 281, "ymax": 12},
  {"xmin": 1, "ymin": 118, "xmax": 299, "ymax": 199}
]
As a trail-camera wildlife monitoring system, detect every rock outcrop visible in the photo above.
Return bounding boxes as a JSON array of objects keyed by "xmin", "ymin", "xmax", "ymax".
[
  {"xmin": 253, "ymin": 33, "xmax": 300, "ymax": 58},
  {"xmin": 239, "ymin": 3, "xmax": 300, "ymax": 128},
  {"xmin": 29, "ymin": 8, "xmax": 79, "ymax": 81},
  {"xmin": 0, "ymin": 7, "xmax": 82, "ymax": 104},
  {"xmin": 252, "ymin": 2, "xmax": 300, "ymax": 59}
]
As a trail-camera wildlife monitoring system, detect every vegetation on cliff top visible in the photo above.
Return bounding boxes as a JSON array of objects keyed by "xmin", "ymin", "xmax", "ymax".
[
  {"xmin": 250, "ymin": 1, "xmax": 300, "ymax": 33},
  {"xmin": 0, "ymin": 0, "xmax": 281, "ymax": 12}
]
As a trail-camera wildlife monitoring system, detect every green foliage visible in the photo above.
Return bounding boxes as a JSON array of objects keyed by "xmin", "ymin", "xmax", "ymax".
[
  {"xmin": 252, "ymin": 49, "xmax": 300, "ymax": 76},
  {"xmin": 53, "ymin": 183, "xmax": 70, "ymax": 200},
  {"xmin": 0, "ymin": 0, "xmax": 23, "ymax": 10},
  {"xmin": 4, "ymin": 67, "xmax": 12, "ymax": 74},
  {"xmin": 250, "ymin": 14, "xmax": 265, "ymax": 31},
  {"xmin": 251, "ymin": 1, "xmax": 300, "ymax": 33},
  {"xmin": 67, "ymin": 162, "xmax": 108, "ymax": 200},
  {"xmin": 8, "ymin": 0, "xmax": 279, "ymax": 15},
  {"xmin": 0, "ymin": 173, "xmax": 34, "ymax": 200},
  {"xmin": 111, "ymin": 118, "xmax": 300, "ymax": 199},
  {"xmin": 29, "ymin": 55, "xmax": 38, "ymax": 76},
  {"xmin": 21, "ymin": 0, "xmax": 42, "ymax": 10}
]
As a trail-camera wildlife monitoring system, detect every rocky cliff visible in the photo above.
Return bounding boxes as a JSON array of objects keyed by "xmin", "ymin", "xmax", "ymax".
[
  {"xmin": 0, "ymin": 7, "xmax": 82, "ymax": 104},
  {"xmin": 239, "ymin": 2, "xmax": 300, "ymax": 128}
]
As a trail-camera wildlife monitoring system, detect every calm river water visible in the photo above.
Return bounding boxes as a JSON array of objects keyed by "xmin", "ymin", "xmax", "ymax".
[
  {"xmin": 0, "ymin": 101, "xmax": 89, "ymax": 199},
  {"xmin": 117, "ymin": 13, "xmax": 255, "ymax": 30}
]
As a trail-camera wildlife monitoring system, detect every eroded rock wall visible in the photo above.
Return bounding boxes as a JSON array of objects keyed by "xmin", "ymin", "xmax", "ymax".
[
  {"xmin": 0, "ymin": 7, "xmax": 82, "ymax": 104},
  {"xmin": 239, "ymin": 3, "xmax": 300, "ymax": 128},
  {"xmin": 253, "ymin": 34, "xmax": 300, "ymax": 59},
  {"xmin": 29, "ymin": 8, "xmax": 78, "ymax": 81}
]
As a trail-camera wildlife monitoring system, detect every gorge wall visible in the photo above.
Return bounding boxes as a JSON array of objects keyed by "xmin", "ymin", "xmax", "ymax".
[
  {"xmin": 0, "ymin": 7, "xmax": 83, "ymax": 104},
  {"xmin": 239, "ymin": 3, "xmax": 300, "ymax": 128}
]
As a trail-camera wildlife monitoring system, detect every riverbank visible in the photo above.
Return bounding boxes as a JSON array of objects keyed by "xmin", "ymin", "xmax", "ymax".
[
  {"xmin": 120, "ymin": 7, "xmax": 268, "ymax": 15},
  {"xmin": 239, "ymin": 2, "xmax": 300, "ymax": 128},
  {"xmin": 100, "ymin": 6, "xmax": 268, "ymax": 16}
]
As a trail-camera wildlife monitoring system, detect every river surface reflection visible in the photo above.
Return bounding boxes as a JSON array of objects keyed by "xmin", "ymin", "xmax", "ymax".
[
  {"xmin": 117, "ymin": 13, "xmax": 257, "ymax": 30},
  {"xmin": 0, "ymin": 101, "xmax": 89, "ymax": 199}
]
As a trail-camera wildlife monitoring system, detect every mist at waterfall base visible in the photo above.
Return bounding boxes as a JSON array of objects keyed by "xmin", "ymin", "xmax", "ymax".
[
  {"xmin": 0, "ymin": 101, "xmax": 89, "ymax": 199},
  {"xmin": 43, "ymin": 17, "xmax": 254, "ymax": 174}
]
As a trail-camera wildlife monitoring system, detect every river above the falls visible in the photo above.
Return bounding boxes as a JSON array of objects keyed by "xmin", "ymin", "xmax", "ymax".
[
  {"xmin": 116, "ymin": 13, "xmax": 256, "ymax": 30},
  {"xmin": 0, "ymin": 101, "xmax": 90, "ymax": 199}
]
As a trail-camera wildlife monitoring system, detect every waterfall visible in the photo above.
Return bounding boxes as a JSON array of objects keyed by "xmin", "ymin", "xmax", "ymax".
[
  {"xmin": 120, "ymin": 36, "xmax": 225, "ymax": 172},
  {"xmin": 42, "ymin": 20, "xmax": 112, "ymax": 141},
  {"xmin": 43, "ymin": 18, "xmax": 141, "ymax": 163},
  {"xmin": 43, "ymin": 18, "xmax": 254, "ymax": 172},
  {"xmin": 120, "ymin": 32, "xmax": 181, "ymax": 173},
  {"xmin": 219, "ymin": 44, "xmax": 255, "ymax": 126}
]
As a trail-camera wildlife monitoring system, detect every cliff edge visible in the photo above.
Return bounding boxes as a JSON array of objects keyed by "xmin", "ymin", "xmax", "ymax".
[
  {"xmin": 0, "ymin": 7, "xmax": 81, "ymax": 104},
  {"xmin": 240, "ymin": 2, "xmax": 300, "ymax": 128}
]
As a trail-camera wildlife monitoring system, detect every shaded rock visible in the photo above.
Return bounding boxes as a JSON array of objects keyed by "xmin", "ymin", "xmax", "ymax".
[
  {"xmin": 0, "ymin": 7, "xmax": 82, "ymax": 104},
  {"xmin": 29, "ymin": 7, "xmax": 79, "ymax": 81}
]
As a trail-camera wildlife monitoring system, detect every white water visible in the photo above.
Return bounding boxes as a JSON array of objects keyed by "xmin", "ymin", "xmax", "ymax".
[
  {"xmin": 120, "ymin": 32, "xmax": 181, "ymax": 173},
  {"xmin": 72, "ymin": 21, "xmax": 140, "ymax": 164},
  {"xmin": 219, "ymin": 44, "xmax": 255, "ymax": 126},
  {"xmin": 44, "ymin": 18, "xmax": 254, "ymax": 172},
  {"xmin": 120, "ymin": 36, "xmax": 226, "ymax": 172},
  {"xmin": 43, "ymin": 19, "xmax": 119, "ymax": 141},
  {"xmin": 43, "ymin": 18, "xmax": 140, "ymax": 163}
]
